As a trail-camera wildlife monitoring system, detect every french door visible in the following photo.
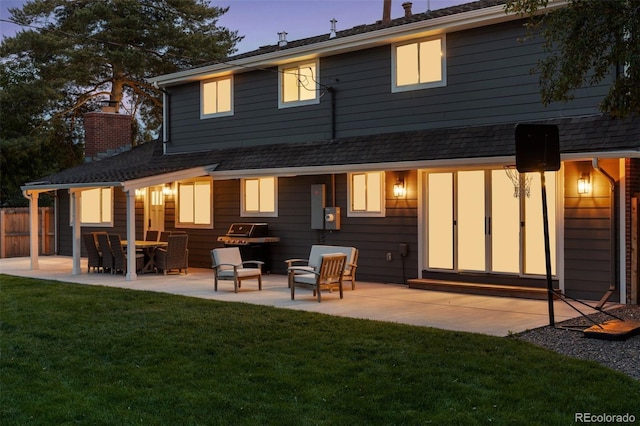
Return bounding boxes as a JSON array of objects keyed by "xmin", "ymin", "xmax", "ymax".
[
  {"xmin": 426, "ymin": 169, "xmax": 556, "ymax": 276},
  {"xmin": 146, "ymin": 186, "xmax": 165, "ymax": 234}
]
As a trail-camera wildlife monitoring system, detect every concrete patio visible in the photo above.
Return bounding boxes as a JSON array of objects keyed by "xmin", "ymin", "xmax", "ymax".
[{"xmin": 0, "ymin": 256, "xmax": 615, "ymax": 337}]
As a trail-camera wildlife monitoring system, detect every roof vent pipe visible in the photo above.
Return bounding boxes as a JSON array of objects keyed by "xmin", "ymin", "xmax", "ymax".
[
  {"xmin": 278, "ymin": 31, "xmax": 288, "ymax": 47},
  {"xmin": 402, "ymin": 2, "xmax": 413, "ymax": 17},
  {"xmin": 382, "ymin": 0, "xmax": 392, "ymax": 23},
  {"xmin": 329, "ymin": 18, "xmax": 337, "ymax": 38}
]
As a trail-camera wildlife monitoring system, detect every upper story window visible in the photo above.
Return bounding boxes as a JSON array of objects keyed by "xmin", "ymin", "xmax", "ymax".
[
  {"xmin": 74, "ymin": 187, "xmax": 113, "ymax": 226},
  {"xmin": 279, "ymin": 60, "xmax": 319, "ymax": 108},
  {"xmin": 348, "ymin": 171, "xmax": 385, "ymax": 217},
  {"xmin": 392, "ymin": 36, "xmax": 446, "ymax": 93},
  {"xmin": 241, "ymin": 177, "xmax": 277, "ymax": 217},
  {"xmin": 201, "ymin": 76, "xmax": 233, "ymax": 118},
  {"xmin": 177, "ymin": 179, "xmax": 213, "ymax": 228}
]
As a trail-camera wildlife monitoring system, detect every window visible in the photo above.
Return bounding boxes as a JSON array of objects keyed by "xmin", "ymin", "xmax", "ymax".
[
  {"xmin": 392, "ymin": 36, "xmax": 445, "ymax": 92},
  {"xmin": 177, "ymin": 179, "xmax": 212, "ymax": 228},
  {"xmin": 348, "ymin": 171, "xmax": 385, "ymax": 217},
  {"xmin": 201, "ymin": 76, "xmax": 233, "ymax": 118},
  {"xmin": 76, "ymin": 187, "xmax": 113, "ymax": 226},
  {"xmin": 279, "ymin": 60, "xmax": 319, "ymax": 108},
  {"xmin": 242, "ymin": 177, "xmax": 277, "ymax": 217}
]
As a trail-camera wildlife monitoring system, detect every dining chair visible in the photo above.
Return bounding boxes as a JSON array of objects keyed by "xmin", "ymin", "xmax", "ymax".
[
  {"xmin": 109, "ymin": 234, "xmax": 144, "ymax": 275},
  {"xmin": 145, "ymin": 230, "xmax": 159, "ymax": 241},
  {"xmin": 159, "ymin": 231, "xmax": 171, "ymax": 242},
  {"xmin": 83, "ymin": 233, "xmax": 102, "ymax": 273},
  {"xmin": 96, "ymin": 233, "xmax": 114, "ymax": 273},
  {"xmin": 155, "ymin": 234, "xmax": 189, "ymax": 275}
]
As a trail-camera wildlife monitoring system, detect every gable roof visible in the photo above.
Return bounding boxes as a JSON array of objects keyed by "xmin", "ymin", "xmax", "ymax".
[
  {"xmin": 149, "ymin": 0, "xmax": 517, "ymax": 87},
  {"xmin": 22, "ymin": 114, "xmax": 639, "ymax": 191}
]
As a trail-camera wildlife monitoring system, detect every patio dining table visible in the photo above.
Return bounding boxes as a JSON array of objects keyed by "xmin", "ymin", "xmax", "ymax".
[{"xmin": 121, "ymin": 240, "xmax": 168, "ymax": 273}]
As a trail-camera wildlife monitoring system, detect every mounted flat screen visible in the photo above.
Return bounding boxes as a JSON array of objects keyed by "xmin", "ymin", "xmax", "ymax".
[{"xmin": 515, "ymin": 124, "xmax": 560, "ymax": 172}]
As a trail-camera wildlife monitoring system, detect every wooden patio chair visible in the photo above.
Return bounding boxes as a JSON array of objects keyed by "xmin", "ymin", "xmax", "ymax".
[
  {"xmin": 155, "ymin": 234, "xmax": 189, "ymax": 275},
  {"xmin": 109, "ymin": 234, "xmax": 144, "ymax": 275},
  {"xmin": 211, "ymin": 247, "xmax": 263, "ymax": 293},
  {"xmin": 289, "ymin": 253, "xmax": 347, "ymax": 302},
  {"xmin": 96, "ymin": 233, "xmax": 114, "ymax": 273},
  {"xmin": 82, "ymin": 233, "xmax": 102, "ymax": 273}
]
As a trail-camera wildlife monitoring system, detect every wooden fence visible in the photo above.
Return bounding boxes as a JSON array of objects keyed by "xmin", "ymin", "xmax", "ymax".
[{"xmin": 0, "ymin": 207, "xmax": 55, "ymax": 258}]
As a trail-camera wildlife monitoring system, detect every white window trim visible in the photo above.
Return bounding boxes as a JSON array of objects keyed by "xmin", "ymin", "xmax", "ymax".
[
  {"xmin": 200, "ymin": 75, "xmax": 234, "ymax": 119},
  {"xmin": 241, "ymin": 177, "xmax": 278, "ymax": 218},
  {"xmin": 278, "ymin": 59, "xmax": 320, "ymax": 109},
  {"xmin": 175, "ymin": 178, "xmax": 214, "ymax": 229},
  {"xmin": 391, "ymin": 35, "xmax": 446, "ymax": 93},
  {"xmin": 347, "ymin": 171, "xmax": 386, "ymax": 218},
  {"xmin": 70, "ymin": 187, "xmax": 114, "ymax": 227}
]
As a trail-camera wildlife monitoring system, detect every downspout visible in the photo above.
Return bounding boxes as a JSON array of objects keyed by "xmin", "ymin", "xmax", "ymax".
[
  {"xmin": 328, "ymin": 86, "xmax": 336, "ymax": 140},
  {"xmin": 592, "ymin": 158, "xmax": 617, "ymax": 308},
  {"xmin": 153, "ymin": 83, "xmax": 171, "ymax": 154}
]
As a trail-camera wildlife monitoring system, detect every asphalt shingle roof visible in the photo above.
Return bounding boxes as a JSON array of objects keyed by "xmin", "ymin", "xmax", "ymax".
[
  {"xmin": 225, "ymin": 0, "xmax": 506, "ymax": 62},
  {"xmin": 27, "ymin": 114, "xmax": 639, "ymax": 188}
]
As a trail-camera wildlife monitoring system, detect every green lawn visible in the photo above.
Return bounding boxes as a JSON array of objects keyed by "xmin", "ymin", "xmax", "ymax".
[{"xmin": 2, "ymin": 274, "xmax": 638, "ymax": 425}]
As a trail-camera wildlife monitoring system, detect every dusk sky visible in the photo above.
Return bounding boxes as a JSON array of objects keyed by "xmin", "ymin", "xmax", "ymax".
[{"xmin": 1, "ymin": 0, "xmax": 467, "ymax": 54}]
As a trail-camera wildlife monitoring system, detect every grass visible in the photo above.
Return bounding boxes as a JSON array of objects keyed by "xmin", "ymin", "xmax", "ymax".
[{"xmin": 1, "ymin": 274, "xmax": 639, "ymax": 425}]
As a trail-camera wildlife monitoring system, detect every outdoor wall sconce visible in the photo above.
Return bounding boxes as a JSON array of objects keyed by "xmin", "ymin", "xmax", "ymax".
[
  {"xmin": 577, "ymin": 173, "xmax": 591, "ymax": 194},
  {"xmin": 163, "ymin": 183, "xmax": 174, "ymax": 197},
  {"xmin": 134, "ymin": 188, "xmax": 144, "ymax": 198},
  {"xmin": 393, "ymin": 178, "xmax": 406, "ymax": 198}
]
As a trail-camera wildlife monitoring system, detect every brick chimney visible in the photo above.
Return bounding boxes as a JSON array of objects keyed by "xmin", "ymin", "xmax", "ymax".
[
  {"xmin": 84, "ymin": 109, "xmax": 132, "ymax": 162},
  {"xmin": 402, "ymin": 2, "xmax": 413, "ymax": 17}
]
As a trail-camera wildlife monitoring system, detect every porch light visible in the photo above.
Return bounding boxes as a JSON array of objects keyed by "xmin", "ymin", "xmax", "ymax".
[
  {"xmin": 577, "ymin": 173, "xmax": 591, "ymax": 194},
  {"xmin": 163, "ymin": 183, "xmax": 174, "ymax": 196},
  {"xmin": 134, "ymin": 188, "xmax": 144, "ymax": 198},
  {"xmin": 393, "ymin": 178, "xmax": 406, "ymax": 198}
]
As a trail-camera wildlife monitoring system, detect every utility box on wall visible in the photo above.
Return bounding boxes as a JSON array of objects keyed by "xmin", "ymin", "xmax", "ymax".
[
  {"xmin": 311, "ymin": 184, "xmax": 325, "ymax": 230},
  {"xmin": 324, "ymin": 207, "xmax": 341, "ymax": 230}
]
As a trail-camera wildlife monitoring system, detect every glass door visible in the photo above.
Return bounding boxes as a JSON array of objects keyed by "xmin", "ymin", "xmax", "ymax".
[{"xmin": 425, "ymin": 169, "xmax": 556, "ymax": 276}]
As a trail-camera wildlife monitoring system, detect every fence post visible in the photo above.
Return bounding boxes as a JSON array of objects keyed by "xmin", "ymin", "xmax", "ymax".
[{"xmin": 0, "ymin": 209, "xmax": 5, "ymax": 258}]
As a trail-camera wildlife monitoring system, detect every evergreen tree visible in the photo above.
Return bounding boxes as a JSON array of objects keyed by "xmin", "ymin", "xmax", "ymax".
[{"xmin": 0, "ymin": 0, "xmax": 241, "ymax": 206}]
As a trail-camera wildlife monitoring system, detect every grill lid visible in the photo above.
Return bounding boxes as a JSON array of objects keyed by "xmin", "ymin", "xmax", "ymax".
[{"xmin": 226, "ymin": 223, "xmax": 268, "ymax": 237}]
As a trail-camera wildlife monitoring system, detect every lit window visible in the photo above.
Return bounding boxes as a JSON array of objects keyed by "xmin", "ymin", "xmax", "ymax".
[
  {"xmin": 348, "ymin": 171, "xmax": 385, "ymax": 217},
  {"xmin": 393, "ymin": 36, "xmax": 446, "ymax": 92},
  {"xmin": 279, "ymin": 60, "xmax": 319, "ymax": 108},
  {"xmin": 201, "ymin": 76, "xmax": 233, "ymax": 118},
  {"xmin": 76, "ymin": 187, "xmax": 113, "ymax": 226},
  {"xmin": 242, "ymin": 177, "xmax": 277, "ymax": 217},
  {"xmin": 177, "ymin": 179, "xmax": 212, "ymax": 227}
]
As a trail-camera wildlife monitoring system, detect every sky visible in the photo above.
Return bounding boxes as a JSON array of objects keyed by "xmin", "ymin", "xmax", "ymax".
[{"xmin": 1, "ymin": 0, "xmax": 467, "ymax": 54}]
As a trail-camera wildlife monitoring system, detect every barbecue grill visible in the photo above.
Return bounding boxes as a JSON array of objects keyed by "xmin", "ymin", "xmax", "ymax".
[{"xmin": 217, "ymin": 223, "xmax": 280, "ymax": 271}]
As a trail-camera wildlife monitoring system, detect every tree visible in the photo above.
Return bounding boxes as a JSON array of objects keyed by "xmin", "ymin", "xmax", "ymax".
[
  {"xmin": 0, "ymin": 0, "xmax": 241, "ymax": 206},
  {"xmin": 505, "ymin": 0, "xmax": 639, "ymax": 118}
]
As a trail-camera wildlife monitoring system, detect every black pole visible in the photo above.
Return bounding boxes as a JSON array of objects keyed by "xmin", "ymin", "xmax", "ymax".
[{"xmin": 540, "ymin": 171, "xmax": 555, "ymax": 326}]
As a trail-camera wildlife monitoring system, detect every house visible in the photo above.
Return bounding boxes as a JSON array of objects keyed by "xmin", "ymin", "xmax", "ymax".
[{"xmin": 21, "ymin": 0, "xmax": 639, "ymax": 304}]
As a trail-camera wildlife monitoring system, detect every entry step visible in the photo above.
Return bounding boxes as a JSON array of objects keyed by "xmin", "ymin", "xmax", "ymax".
[{"xmin": 407, "ymin": 279, "xmax": 557, "ymax": 300}]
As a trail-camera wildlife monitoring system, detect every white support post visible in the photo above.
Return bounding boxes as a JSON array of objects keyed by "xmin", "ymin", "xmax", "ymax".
[
  {"xmin": 70, "ymin": 189, "xmax": 82, "ymax": 275},
  {"xmin": 126, "ymin": 189, "xmax": 137, "ymax": 281},
  {"xmin": 28, "ymin": 191, "xmax": 40, "ymax": 270}
]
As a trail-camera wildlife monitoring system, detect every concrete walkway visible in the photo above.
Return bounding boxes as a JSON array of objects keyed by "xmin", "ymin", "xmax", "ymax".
[{"xmin": 0, "ymin": 256, "xmax": 613, "ymax": 337}]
